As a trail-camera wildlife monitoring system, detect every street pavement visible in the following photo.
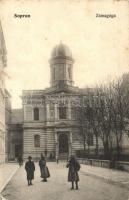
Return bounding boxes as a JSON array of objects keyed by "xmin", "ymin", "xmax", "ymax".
[
  {"xmin": 81, "ymin": 165, "xmax": 129, "ymax": 188},
  {"xmin": 2, "ymin": 162, "xmax": 129, "ymax": 200},
  {"xmin": 0, "ymin": 163, "xmax": 18, "ymax": 193}
]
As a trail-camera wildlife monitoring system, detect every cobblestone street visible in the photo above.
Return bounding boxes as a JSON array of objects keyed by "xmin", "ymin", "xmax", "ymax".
[{"xmin": 2, "ymin": 162, "xmax": 129, "ymax": 200}]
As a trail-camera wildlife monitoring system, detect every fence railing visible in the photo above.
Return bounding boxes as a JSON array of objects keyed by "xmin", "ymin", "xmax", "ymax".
[
  {"xmin": 78, "ymin": 158, "xmax": 111, "ymax": 168},
  {"xmin": 77, "ymin": 158, "xmax": 129, "ymax": 172}
]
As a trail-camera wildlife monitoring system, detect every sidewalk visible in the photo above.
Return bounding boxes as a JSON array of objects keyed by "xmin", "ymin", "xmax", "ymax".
[
  {"xmin": 80, "ymin": 164, "xmax": 129, "ymax": 189},
  {"xmin": 0, "ymin": 163, "xmax": 19, "ymax": 200}
]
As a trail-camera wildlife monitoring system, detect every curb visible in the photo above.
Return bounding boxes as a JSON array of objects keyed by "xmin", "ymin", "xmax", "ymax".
[
  {"xmin": 0, "ymin": 165, "xmax": 19, "ymax": 200},
  {"xmin": 0, "ymin": 194, "xmax": 6, "ymax": 200},
  {"xmin": 80, "ymin": 170, "xmax": 129, "ymax": 189}
]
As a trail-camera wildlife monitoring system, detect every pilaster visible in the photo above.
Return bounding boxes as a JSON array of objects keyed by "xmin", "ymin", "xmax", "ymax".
[
  {"xmin": 54, "ymin": 103, "xmax": 58, "ymax": 120},
  {"xmin": 68, "ymin": 101, "xmax": 71, "ymax": 120},
  {"xmin": 46, "ymin": 103, "xmax": 50, "ymax": 120}
]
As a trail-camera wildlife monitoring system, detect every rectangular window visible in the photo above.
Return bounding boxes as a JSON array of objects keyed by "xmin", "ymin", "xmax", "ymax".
[
  {"xmin": 34, "ymin": 135, "xmax": 40, "ymax": 147},
  {"xmin": 34, "ymin": 108, "xmax": 39, "ymax": 121},
  {"xmin": 59, "ymin": 107, "xmax": 67, "ymax": 119},
  {"xmin": 50, "ymin": 109, "xmax": 54, "ymax": 119}
]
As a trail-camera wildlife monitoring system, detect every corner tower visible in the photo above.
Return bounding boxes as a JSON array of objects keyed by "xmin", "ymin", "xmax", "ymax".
[{"xmin": 49, "ymin": 42, "xmax": 74, "ymax": 87}]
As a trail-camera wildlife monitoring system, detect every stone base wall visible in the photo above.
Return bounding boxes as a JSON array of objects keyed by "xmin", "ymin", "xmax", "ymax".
[
  {"xmin": 23, "ymin": 128, "xmax": 56, "ymax": 160},
  {"xmin": 0, "ymin": 130, "xmax": 5, "ymax": 164},
  {"xmin": 23, "ymin": 128, "xmax": 45, "ymax": 160}
]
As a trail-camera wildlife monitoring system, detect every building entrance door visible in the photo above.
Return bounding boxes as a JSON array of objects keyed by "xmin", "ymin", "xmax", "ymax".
[
  {"xmin": 15, "ymin": 145, "xmax": 22, "ymax": 158},
  {"xmin": 59, "ymin": 133, "xmax": 69, "ymax": 153}
]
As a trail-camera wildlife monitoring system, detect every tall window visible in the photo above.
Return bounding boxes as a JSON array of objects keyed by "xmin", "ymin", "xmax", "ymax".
[
  {"xmin": 59, "ymin": 107, "xmax": 67, "ymax": 119},
  {"xmin": 34, "ymin": 107, "xmax": 39, "ymax": 121},
  {"xmin": 50, "ymin": 103, "xmax": 54, "ymax": 119},
  {"xmin": 34, "ymin": 134, "xmax": 40, "ymax": 147}
]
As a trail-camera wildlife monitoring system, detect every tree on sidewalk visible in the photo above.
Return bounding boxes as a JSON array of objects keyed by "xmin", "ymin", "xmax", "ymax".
[{"xmin": 111, "ymin": 79, "xmax": 129, "ymax": 160}]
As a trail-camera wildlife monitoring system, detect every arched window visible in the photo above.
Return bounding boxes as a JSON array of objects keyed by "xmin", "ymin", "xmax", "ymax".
[
  {"xmin": 34, "ymin": 134, "xmax": 40, "ymax": 147},
  {"xmin": 34, "ymin": 107, "xmax": 39, "ymax": 121}
]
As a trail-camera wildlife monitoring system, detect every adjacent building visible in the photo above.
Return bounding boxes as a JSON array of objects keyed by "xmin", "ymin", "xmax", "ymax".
[
  {"xmin": 0, "ymin": 21, "xmax": 7, "ymax": 163},
  {"xmin": 8, "ymin": 108, "xmax": 23, "ymax": 161}
]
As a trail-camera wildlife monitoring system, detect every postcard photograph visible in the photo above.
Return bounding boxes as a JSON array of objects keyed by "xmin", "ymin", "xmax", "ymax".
[{"xmin": 0, "ymin": 0, "xmax": 129, "ymax": 199}]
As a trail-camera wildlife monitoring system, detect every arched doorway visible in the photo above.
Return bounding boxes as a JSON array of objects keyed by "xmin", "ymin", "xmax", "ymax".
[{"xmin": 59, "ymin": 133, "xmax": 69, "ymax": 154}]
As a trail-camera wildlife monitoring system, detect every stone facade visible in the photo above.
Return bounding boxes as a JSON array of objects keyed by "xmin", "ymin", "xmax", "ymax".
[
  {"xmin": 0, "ymin": 21, "xmax": 7, "ymax": 163},
  {"xmin": 8, "ymin": 109, "xmax": 23, "ymax": 161},
  {"xmin": 5, "ymin": 89, "xmax": 11, "ymax": 161}
]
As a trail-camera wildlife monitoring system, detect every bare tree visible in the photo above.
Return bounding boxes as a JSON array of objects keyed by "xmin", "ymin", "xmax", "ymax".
[
  {"xmin": 111, "ymin": 79, "xmax": 129, "ymax": 160},
  {"xmin": 77, "ymin": 74, "xmax": 129, "ymax": 160}
]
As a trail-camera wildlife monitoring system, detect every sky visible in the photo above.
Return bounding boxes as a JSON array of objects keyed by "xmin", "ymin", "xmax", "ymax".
[{"xmin": 0, "ymin": 0, "xmax": 129, "ymax": 108}]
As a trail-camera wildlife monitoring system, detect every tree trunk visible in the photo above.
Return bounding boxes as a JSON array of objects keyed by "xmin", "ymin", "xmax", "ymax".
[
  {"xmin": 103, "ymin": 140, "xmax": 110, "ymax": 159},
  {"xmin": 83, "ymin": 134, "xmax": 86, "ymax": 157},
  {"xmin": 116, "ymin": 139, "xmax": 121, "ymax": 161},
  {"xmin": 95, "ymin": 135, "xmax": 99, "ymax": 157},
  {"xmin": 87, "ymin": 144, "xmax": 90, "ymax": 158}
]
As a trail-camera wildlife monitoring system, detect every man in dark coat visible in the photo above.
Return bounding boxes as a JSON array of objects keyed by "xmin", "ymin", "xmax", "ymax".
[
  {"xmin": 39, "ymin": 155, "xmax": 50, "ymax": 182},
  {"xmin": 25, "ymin": 156, "xmax": 35, "ymax": 186},
  {"xmin": 66, "ymin": 155, "xmax": 80, "ymax": 190}
]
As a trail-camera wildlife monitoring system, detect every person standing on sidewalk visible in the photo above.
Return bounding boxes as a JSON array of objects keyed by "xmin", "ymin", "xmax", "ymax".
[
  {"xmin": 56, "ymin": 155, "xmax": 59, "ymax": 164},
  {"xmin": 39, "ymin": 155, "xmax": 50, "ymax": 182},
  {"xmin": 66, "ymin": 155, "xmax": 80, "ymax": 190},
  {"xmin": 25, "ymin": 156, "xmax": 35, "ymax": 186}
]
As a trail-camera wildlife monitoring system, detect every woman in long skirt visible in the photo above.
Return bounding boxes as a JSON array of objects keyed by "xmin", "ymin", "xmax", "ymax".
[{"xmin": 39, "ymin": 155, "xmax": 50, "ymax": 182}]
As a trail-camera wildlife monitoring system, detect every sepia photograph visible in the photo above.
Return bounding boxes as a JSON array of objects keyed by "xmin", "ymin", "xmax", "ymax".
[{"xmin": 0, "ymin": 0, "xmax": 129, "ymax": 199}]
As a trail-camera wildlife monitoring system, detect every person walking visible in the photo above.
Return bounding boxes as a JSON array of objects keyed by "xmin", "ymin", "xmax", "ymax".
[
  {"xmin": 17, "ymin": 155, "xmax": 23, "ymax": 167},
  {"xmin": 39, "ymin": 155, "xmax": 50, "ymax": 182},
  {"xmin": 66, "ymin": 155, "xmax": 80, "ymax": 190},
  {"xmin": 25, "ymin": 156, "xmax": 35, "ymax": 186}
]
